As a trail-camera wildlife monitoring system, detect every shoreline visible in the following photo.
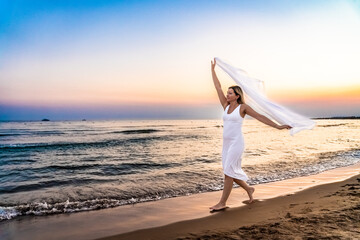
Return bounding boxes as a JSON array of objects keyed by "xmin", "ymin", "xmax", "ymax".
[
  {"xmin": 103, "ymin": 173, "xmax": 360, "ymax": 240},
  {"xmin": 1, "ymin": 163, "xmax": 360, "ymax": 240}
]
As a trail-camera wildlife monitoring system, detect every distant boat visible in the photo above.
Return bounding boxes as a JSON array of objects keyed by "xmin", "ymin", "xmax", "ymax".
[{"xmin": 41, "ymin": 118, "xmax": 50, "ymax": 121}]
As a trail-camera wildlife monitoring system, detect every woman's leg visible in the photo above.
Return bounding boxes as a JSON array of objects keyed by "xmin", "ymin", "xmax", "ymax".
[
  {"xmin": 233, "ymin": 178, "xmax": 255, "ymax": 203},
  {"xmin": 209, "ymin": 174, "xmax": 234, "ymax": 210}
]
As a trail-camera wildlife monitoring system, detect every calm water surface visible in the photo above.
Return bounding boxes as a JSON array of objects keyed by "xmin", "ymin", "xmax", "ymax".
[{"xmin": 0, "ymin": 119, "xmax": 359, "ymax": 220}]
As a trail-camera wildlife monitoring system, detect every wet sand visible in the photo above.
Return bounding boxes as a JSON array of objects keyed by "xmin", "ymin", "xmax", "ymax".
[
  {"xmin": 1, "ymin": 163, "xmax": 359, "ymax": 240},
  {"xmin": 99, "ymin": 173, "xmax": 360, "ymax": 240}
]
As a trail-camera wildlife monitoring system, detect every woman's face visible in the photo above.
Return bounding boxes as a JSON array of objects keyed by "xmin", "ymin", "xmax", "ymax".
[{"xmin": 226, "ymin": 88, "xmax": 239, "ymax": 102}]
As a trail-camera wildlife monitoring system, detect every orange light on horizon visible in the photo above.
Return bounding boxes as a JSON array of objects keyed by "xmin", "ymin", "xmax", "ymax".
[{"xmin": 268, "ymin": 85, "xmax": 360, "ymax": 103}]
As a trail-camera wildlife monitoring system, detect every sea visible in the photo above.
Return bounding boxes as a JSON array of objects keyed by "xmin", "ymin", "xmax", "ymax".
[{"xmin": 0, "ymin": 119, "xmax": 359, "ymax": 221}]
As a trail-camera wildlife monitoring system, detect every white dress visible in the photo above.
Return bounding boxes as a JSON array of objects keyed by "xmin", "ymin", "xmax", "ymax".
[
  {"xmin": 222, "ymin": 104, "xmax": 249, "ymax": 181},
  {"xmin": 216, "ymin": 57, "xmax": 315, "ymax": 136}
]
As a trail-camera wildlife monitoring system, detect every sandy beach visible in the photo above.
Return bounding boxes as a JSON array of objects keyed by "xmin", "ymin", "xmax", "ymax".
[{"xmin": 100, "ymin": 173, "xmax": 360, "ymax": 240}]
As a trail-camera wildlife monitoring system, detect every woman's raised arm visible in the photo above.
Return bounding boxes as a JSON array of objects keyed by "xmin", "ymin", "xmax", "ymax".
[{"xmin": 211, "ymin": 58, "xmax": 228, "ymax": 109}]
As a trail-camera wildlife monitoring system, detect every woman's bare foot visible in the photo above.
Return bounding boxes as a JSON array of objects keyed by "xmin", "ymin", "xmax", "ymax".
[
  {"xmin": 209, "ymin": 202, "xmax": 227, "ymax": 210},
  {"xmin": 247, "ymin": 187, "xmax": 255, "ymax": 203}
]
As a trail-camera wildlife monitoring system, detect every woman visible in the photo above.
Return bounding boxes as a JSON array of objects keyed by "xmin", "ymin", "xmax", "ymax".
[{"xmin": 210, "ymin": 58, "xmax": 291, "ymax": 211}]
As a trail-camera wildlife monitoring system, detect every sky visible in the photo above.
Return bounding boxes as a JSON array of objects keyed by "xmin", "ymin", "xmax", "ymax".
[{"xmin": 1, "ymin": 0, "xmax": 360, "ymax": 120}]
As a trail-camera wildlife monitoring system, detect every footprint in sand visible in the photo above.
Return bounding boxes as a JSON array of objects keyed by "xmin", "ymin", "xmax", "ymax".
[{"xmin": 289, "ymin": 203, "xmax": 298, "ymax": 208}]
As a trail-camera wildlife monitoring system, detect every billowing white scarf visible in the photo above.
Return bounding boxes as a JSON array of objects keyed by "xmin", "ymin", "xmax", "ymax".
[{"xmin": 215, "ymin": 57, "xmax": 315, "ymax": 135}]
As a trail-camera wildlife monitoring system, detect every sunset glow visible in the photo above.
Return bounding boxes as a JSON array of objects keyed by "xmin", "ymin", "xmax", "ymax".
[{"xmin": 1, "ymin": 0, "xmax": 359, "ymax": 120}]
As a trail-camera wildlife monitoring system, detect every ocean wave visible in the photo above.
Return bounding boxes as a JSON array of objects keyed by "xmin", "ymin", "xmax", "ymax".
[
  {"xmin": 0, "ymin": 136, "xmax": 166, "ymax": 150},
  {"xmin": 0, "ymin": 134, "xmax": 204, "ymax": 150},
  {"xmin": 0, "ymin": 178, "xmax": 114, "ymax": 194},
  {"xmin": 0, "ymin": 133, "xmax": 25, "ymax": 137},
  {"xmin": 0, "ymin": 161, "xmax": 182, "ymax": 194},
  {"xmin": 0, "ymin": 174, "xmax": 223, "ymax": 222},
  {"xmin": 32, "ymin": 162, "xmax": 179, "ymax": 175},
  {"xmin": 119, "ymin": 125, "xmax": 175, "ymax": 128},
  {"xmin": 33, "ymin": 130, "xmax": 66, "ymax": 135},
  {"xmin": 0, "ymin": 158, "xmax": 36, "ymax": 165},
  {"xmin": 111, "ymin": 129, "xmax": 161, "ymax": 134},
  {"xmin": 1, "ymin": 151, "xmax": 359, "ymax": 222},
  {"xmin": 0, "ymin": 131, "xmax": 66, "ymax": 137},
  {"xmin": 0, "ymin": 195, "xmax": 172, "ymax": 221},
  {"xmin": 247, "ymin": 149, "xmax": 360, "ymax": 185}
]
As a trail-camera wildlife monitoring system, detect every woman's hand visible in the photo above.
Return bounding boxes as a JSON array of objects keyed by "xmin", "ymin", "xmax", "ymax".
[
  {"xmin": 277, "ymin": 125, "xmax": 292, "ymax": 130},
  {"xmin": 211, "ymin": 58, "xmax": 216, "ymax": 70}
]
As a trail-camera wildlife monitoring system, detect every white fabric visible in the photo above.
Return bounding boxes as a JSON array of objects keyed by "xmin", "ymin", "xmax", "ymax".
[
  {"xmin": 222, "ymin": 104, "xmax": 248, "ymax": 181},
  {"xmin": 215, "ymin": 57, "xmax": 316, "ymax": 136}
]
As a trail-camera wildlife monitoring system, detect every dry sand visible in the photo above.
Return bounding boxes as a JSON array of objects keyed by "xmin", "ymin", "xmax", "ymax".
[{"xmin": 99, "ymin": 174, "xmax": 360, "ymax": 240}]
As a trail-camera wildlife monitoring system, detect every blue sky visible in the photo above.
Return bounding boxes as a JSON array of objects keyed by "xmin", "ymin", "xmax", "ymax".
[{"xmin": 1, "ymin": 0, "xmax": 360, "ymax": 120}]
